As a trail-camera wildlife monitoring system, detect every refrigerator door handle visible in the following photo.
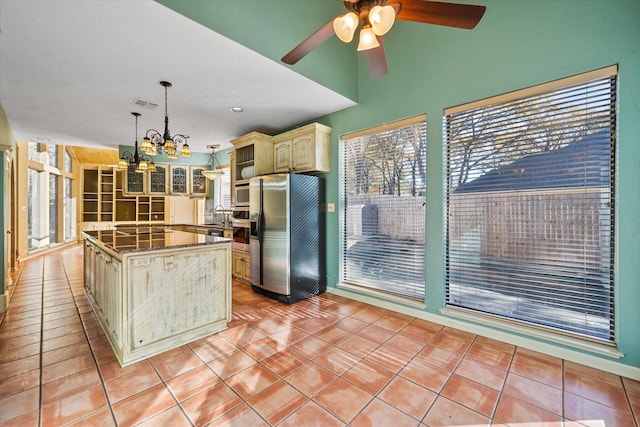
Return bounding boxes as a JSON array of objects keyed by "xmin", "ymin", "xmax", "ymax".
[{"xmin": 258, "ymin": 178, "xmax": 264, "ymax": 285}]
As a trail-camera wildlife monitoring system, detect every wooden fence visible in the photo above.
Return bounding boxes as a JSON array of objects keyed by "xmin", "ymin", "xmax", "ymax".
[
  {"xmin": 346, "ymin": 195, "xmax": 425, "ymax": 243},
  {"xmin": 448, "ymin": 189, "xmax": 610, "ymax": 270}
]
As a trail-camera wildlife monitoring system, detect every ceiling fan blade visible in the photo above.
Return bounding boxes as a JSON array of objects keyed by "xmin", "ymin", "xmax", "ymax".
[
  {"xmin": 366, "ymin": 37, "xmax": 388, "ymax": 79},
  {"xmin": 281, "ymin": 20, "xmax": 336, "ymax": 65},
  {"xmin": 395, "ymin": 0, "xmax": 486, "ymax": 29}
]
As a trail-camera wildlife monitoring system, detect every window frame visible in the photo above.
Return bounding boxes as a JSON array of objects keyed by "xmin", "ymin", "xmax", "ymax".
[
  {"xmin": 444, "ymin": 65, "xmax": 617, "ymax": 344},
  {"xmin": 339, "ymin": 114, "xmax": 427, "ymax": 301}
]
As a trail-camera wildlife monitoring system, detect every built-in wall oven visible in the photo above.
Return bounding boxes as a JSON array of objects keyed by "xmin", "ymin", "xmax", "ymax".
[{"xmin": 232, "ymin": 218, "xmax": 250, "ymax": 252}]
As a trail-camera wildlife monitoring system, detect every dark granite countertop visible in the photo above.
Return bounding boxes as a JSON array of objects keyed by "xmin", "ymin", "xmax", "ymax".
[{"xmin": 82, "ymin": 226, "xmax": 231, "ymax": 255}]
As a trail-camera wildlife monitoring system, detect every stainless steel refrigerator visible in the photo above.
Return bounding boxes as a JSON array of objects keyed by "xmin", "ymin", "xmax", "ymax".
[{"xmin": 249, "ymin": 173, "xmax": 325, "ymax": 303}]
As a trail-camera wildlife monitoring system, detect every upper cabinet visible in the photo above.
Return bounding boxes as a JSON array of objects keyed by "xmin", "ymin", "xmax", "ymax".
[
  {"xmin": 148, "ymin": 165, "xmax": 168, "ymax": 195},
  {"xmin": 169, "ymin": 165, "xmax": 189, "ymax": 195},
  {"xmin": 189, "ymin": 166, "xmax": 208, "ymax": 196},
  {"xmin": 228, "ymin": 123, "xmax": 331, "ymax": 207},
  {"xmin": 124, "ymin": 165, "xmax": 145, "ymax": 194},
  {"xmin": 230, "ymin": 132, "xmax": 274, "ymax": 185},
  {"xmin": 272, "ymin": 123, "xmax": 331, "ymax": 173},
  {"xmin": 120, "ymin": 163, "xmax": 207, "ymax": 197}
]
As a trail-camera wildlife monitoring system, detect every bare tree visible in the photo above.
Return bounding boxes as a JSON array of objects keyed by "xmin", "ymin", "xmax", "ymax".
[{"xmin": 447, "ymin": 94, "xmax": 609, "ymax": 188}]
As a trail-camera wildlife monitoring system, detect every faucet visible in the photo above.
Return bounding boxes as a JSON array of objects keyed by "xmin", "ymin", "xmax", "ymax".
[{"xmin": 214, "ymin": 205, "xmax": 230, "ymax": 227}]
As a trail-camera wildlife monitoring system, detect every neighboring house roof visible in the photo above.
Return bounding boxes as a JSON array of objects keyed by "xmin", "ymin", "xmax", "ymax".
[{"xmin": 455, "ymin": 128, "xmax": 611, "ymax": 193}]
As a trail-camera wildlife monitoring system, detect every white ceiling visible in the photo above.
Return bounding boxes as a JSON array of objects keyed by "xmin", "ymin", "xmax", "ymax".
[{"xmin": 0, "ymin": 0, "xmax": 356, "ymax": 153}]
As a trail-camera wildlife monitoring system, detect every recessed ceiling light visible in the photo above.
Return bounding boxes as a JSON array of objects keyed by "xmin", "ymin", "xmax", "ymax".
[{"xmin": 230, "ymin": 106, "xmax": 244, "ymax": 113}]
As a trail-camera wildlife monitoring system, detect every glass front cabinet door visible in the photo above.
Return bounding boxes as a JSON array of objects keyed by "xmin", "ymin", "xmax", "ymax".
[
  {"xmin": 169, "ymin": 165, "xmax": 188, "ymax": 195},
  {"xmin": 190, "ymin": 166, "xmax": 208, "ymax": 196}
]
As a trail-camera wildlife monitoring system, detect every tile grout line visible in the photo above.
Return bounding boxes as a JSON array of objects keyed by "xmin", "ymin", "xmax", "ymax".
[
  {"xmin": 61, "ymin": 250, "xmax": 121, "ymax": 427},
  {"xmin": 37, "ymin": 258, "xmax": 44, "ymax": 427}
]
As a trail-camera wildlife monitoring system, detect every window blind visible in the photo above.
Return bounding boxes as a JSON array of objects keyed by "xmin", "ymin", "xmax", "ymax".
[
  {"xmin": 340, "ymin": 115, "xmax": 427, "ymax": 300},
  {"xmin": 214, "ymin": 166, "xmax": 231, "ymax": 209},
  {"xmin": 445, "ymin": 66, "xmax": 617, "ymax": 343}
]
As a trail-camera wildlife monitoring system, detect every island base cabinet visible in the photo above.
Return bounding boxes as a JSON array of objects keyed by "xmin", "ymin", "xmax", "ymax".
[
  {"xmin": 128, "ymin": 248, "xmax": 230, "ymax": 354},
  {"xmin": 84, "ymin": 240, "xmax": 123, "ymax": 349},
  {"xmin": 83, "ymin": 235, "xmax": 232, "ymax": 367}
]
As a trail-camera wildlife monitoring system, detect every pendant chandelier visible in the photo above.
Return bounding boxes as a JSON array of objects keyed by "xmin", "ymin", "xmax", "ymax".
[
  {"xmin": 140, "ymin": 81, "xmax": 191, "ymax": 159},
  {"xmin": 201, "ymin": 144, "xmax": 224, "ymax": 181},
  {"xmin": 118, "ymin": 112, "xmax": 156, "ymax": 173}
]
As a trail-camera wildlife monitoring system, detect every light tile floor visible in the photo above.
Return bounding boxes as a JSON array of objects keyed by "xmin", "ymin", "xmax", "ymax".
[{"xmin": 1, "ymin": 244, "xmax": 639, "ymax": 426}]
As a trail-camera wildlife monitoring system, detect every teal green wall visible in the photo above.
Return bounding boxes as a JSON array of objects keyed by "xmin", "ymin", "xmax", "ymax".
[
  {"xmin": 118, "ymin": 145, "xmax": 209, "ymax": 166},
  {"xmin": 155, "ymin": 0, "xmax": 358, "ymax": 100},
  {"xmin": 161, "ymin": 0, "xmax": 640, "ymax": 367},
  {"xmin": 118, "ymin": 145, "xmax": 231, "ymax": 165}
]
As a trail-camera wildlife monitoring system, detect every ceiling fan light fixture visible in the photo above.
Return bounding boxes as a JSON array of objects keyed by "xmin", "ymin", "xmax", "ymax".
[
  {"xmin": 333, "ymin": 11, "xmax": 358, "ymax": 43},
  {"xmin": 370, "ymin": 5, "xmax": 395, "ymax": 36},
  {"xmin": 357, "ymin": 24, "xmax": 379, "ymax": 51}
]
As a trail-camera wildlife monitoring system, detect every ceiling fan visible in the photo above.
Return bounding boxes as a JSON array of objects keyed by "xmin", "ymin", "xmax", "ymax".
[{"xmin": 281, "ymin": 0, "xmax": 486, "ymax": 79}]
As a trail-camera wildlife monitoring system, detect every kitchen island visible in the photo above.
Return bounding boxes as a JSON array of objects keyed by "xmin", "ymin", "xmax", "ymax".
[{"xmin": 82, "ymin": 226, "xmax": 232, "ymax": 366}]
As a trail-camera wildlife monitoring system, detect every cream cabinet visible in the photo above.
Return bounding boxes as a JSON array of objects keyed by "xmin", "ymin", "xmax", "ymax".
[
  {"xmin": 232, "ymin": 250, "xmax": 251, "ymax": 283},
  {"xmin": 80, "ymin": 166, "xmax": 166, "ymax": 240},
  {"xmin": 274, "ymin": 141, "xmax": 292, "ymax": 172},
  {"xmin": 84, "ymin": 239, "xmax": 123, "ymax": 348},
  {"xmin": 273, "ymin": 123, "xmax": 332, "ymax": 173},
  {"xmin": 230, "ymin": 131, "xmax": 274, "ymax": 186},
  {"xmin": 83, "ymin": 232, "xmax": 232, "ymax": 366}
]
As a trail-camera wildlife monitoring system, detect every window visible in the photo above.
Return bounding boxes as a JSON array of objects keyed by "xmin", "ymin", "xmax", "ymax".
[
  {"xmin": 28, "ymin": 168, "xmax": 47, "ymax": 250},
  {"xmin": 63, "ymin": 177, "xmax": 75, "ymax": 241},
  {"xmin": 445, "ymin": 66, "xmax": 616, "ymax": 343},
  {"xmin": 340, "ymin": 115, "xmax": 427, "ymax": 300},
  {"xmin": 47, "ymin": 143, "xmax": 58, "ymax": 168},
  {"xmin": 27, "ymin": 141, "xmax": 40, "ymax": 162},
  {"xmin": 26, "ymin": 142, "xmax": 75, "ymax": 249},
  {"xmin": 49, "ymin": 174, "xmax": 58, "ymax": 242},
  {"xmin": 64, "ymin": 148, "xmax": 72, "ymax": 173},
  {"xmin": 213, "ymin": 166, "xmax": 231, "ymax": 209}
]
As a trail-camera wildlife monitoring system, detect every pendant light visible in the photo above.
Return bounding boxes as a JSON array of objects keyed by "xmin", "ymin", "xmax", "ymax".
[
  {"xmin": 118, "ymin": 112, "xmax": 156, "ymax": 173},
  {"xmin": 141, "ymin": 81, "xmax": 191, "ymax": 158},
  {"xmin": 201, "ymin": 144, "xmax": 224, "ymax": 181}
]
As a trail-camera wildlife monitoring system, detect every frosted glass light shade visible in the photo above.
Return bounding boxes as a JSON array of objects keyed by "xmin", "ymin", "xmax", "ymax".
[
  {"xmin": 333, "ymin": 12, "xmax": 358, "ymax": 42},
  {"xmin": 357, "ymin": 25, "xmax": 380, "ymax": 51},
  {"xmin": 370, "ymin": 5, "xmax": 395, "ymax": 36},
  {"xmin": 201, "ymin": 169, "xmax": 224, "ymax": 180}
]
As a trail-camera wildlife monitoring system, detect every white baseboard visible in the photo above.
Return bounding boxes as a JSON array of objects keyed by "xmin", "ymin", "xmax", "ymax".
[
  {"xmin": 328, "ymin": 286, "xmax": 640, "ymax": 381},
  {"xmin": 0, "ymin": 292, "xmax": 6, "ymax": 313}
]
